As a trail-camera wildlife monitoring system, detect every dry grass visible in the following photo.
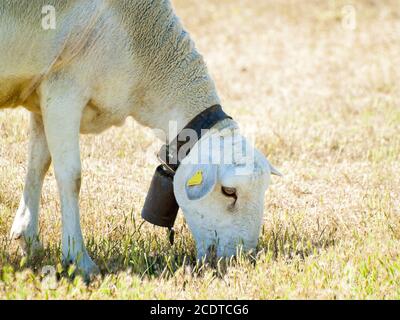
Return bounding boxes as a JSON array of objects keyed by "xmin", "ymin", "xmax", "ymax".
[{"xmin": 0, "ymin": 0, "xmax": 399, "ymax": 299}]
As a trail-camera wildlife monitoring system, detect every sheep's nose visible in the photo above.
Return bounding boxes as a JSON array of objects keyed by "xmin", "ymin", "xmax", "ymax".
[
  {"xmin": 207, "ymin": 244, "xmax": 217, "ymax": 256},
  {"xmin": 205, "ymin": 244, "xmax": 218, "ymax": 265}
]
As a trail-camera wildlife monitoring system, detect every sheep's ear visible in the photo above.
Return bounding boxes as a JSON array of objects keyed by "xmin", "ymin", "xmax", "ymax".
[
  {"xmin": 269, "ymin": 163, "xmax": 283, "ymax": 177},
  {"xmin": 185, "ymin": 164, "xmax": 217, "ymax": 200}
]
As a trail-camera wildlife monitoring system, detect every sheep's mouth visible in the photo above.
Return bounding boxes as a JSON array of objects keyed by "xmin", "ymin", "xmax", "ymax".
[{"xmin": 203, "ymin": 244, "xmax": 219, "ymax": 266}]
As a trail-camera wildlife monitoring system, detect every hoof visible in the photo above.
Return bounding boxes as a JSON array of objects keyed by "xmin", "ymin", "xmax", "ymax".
[
  {"xmin": 10, "ymin": 229, "xmax": 43, "ymax": 257},
  {"xmin": 63, "ymin": 253, "xmax": 100, "ymax": 282}
]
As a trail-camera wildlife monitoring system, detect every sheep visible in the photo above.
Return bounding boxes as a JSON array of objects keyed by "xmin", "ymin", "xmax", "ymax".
[{"xmin": 0, "ymin": 0, "xmax": 280, "ymax": 278}]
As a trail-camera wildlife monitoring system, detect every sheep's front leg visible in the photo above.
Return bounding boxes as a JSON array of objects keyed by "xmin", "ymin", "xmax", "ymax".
[
  {"xmin": 10, "ymin": 113, "xmax": 51, "ymax": 255},
  {"xmin": 40, "ymin": 79, "xmax": 98, "ymax": 278}
]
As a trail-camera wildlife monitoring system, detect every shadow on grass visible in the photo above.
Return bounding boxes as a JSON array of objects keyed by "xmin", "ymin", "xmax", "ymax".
[
  {"xmin": 258, "ymin": 221, "xmax": 338, "ymax": 261},
  {"xmin": 0, "ymin": 220, "xmax": 338, "ymax": 282}
]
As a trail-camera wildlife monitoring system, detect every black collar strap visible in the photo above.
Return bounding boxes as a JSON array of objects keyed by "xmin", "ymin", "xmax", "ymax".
[{"xmin": 158, "ymin": 104, "xmax": 232, "ymax": 174}]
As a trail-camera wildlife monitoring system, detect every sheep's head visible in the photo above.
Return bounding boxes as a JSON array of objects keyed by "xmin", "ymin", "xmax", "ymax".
[{"xmin": 173, "ymin": 123, "xmax": 280, "ymax": 259}]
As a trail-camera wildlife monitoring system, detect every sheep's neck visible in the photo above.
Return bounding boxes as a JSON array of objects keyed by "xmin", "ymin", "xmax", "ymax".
[{"xmin": 123, "ymin": 0, "xmax": 221, "ymax": 139}]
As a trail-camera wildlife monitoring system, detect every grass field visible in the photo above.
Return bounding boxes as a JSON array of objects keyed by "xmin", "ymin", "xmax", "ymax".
[{"xmin": 0, "ymin": 0, "xmax": 399, "ymax": 299}]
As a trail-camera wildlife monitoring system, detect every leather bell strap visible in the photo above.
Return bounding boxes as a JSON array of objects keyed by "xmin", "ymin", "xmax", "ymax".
[{"xmin": 158, "ymin": 104, "xmax": 232, "ymax": 174}]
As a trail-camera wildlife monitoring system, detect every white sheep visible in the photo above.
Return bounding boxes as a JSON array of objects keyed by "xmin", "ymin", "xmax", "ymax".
[{"xmin": 0, "ymin": 0, "xmax": 280, "ymax": 278}]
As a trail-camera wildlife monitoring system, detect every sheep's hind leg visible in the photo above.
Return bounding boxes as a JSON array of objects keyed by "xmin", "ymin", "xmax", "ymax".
[{"xmin": 10, "ymin": 113, "xmax": 51, "ymax": 256}]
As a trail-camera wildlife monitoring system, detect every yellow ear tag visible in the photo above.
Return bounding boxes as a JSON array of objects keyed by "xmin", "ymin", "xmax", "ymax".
[{"xmin": 187, "ymin": 170, "xmax": 203, "ymax": 187}]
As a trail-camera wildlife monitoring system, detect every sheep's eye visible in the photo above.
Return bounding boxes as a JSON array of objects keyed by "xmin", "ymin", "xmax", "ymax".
[{"xmin": 222, "ymin": 187, "xmax": 237, "ymax": 199}]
